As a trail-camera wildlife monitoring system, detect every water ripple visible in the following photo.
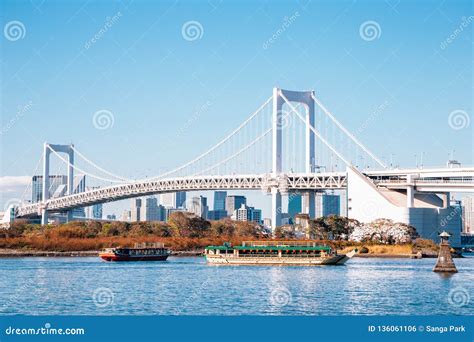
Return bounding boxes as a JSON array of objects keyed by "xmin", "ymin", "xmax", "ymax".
[{"xmin": 0, "ymin": 257, "xmax": 473, "ymax": 315}]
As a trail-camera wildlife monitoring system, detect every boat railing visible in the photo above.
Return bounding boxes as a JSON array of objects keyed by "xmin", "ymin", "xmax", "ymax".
[
  {"xmin": 214, "ymin": 253, "xmax": 327, "ymax": 258},
  {"xmin": 238, "ymin": 254, "xmax": 325, "ymax": 258},
  {"xmin": 134, "ymin": 242, "xmax": 165, "ymax": 248},
  {"xmin": 242, "ymin": 241, "xmax": 323, "ymax": 247}
]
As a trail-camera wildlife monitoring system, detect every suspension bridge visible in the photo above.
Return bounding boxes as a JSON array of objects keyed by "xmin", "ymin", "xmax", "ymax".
[{"xmin": 6, "ymin": 88, "xmax": 474, "ymax": 239}]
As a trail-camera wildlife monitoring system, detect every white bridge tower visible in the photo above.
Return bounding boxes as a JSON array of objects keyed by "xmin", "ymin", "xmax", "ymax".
[
  {"xmin": 41, "ymin": 143, "xmax": 75, "ymax": 225},
  {"xmin": 271, "ymin": 88, "xmax": 316, "ymax": 229}
]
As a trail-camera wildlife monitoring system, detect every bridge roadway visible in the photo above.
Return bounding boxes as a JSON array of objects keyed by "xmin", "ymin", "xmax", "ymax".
[
  {"xmin": 16, "ymin": 172, "xmax": 347, "ymax": 217},
  {"xmin": 15, "ymin": 167, "xmax": 474, "ymax": 218}
]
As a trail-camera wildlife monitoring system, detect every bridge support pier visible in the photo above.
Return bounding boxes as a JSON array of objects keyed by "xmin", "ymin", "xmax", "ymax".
[
  {"xmin": 271, "ymin": 188, "xmax": 282, "ymax": 231},
  {"xmin": 442, "ymin": 192, "xmax": 450, "ymax": 208},
  {"xmin": 66, "ymin": 210, "xmax": 73, "ymax": 222},
  {"xmin": 406, "ymin": 187, "xmax": 414, "ymax": 208},
  {"xmin": 406, "ymin": 174, "xmax": 415, "ymax": 208},
  {"xmin": 302, "ymin": 191, "xmax": 315, "ymax": 218},
  {"xmin": 41, "ymin": 210, "xmax": 48, "ymax": 225}
]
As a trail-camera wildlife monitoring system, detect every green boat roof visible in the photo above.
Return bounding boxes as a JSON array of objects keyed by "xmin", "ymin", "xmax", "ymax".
[
  {"xmin": 205, "ymin": 246, "xmax": 233, "ymax": 251},
  {"xmin": 205, "ymin": 245, "xmax": 331, "ymax": 251}
]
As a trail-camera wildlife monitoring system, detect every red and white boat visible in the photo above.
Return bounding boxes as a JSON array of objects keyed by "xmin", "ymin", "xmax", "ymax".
[{"xmin": 99, "ymin": 242, "xmax": 170, "ymax": 262}]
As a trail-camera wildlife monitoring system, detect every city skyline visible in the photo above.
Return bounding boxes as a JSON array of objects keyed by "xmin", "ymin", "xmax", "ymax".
[
  {"xmin": 1, "ymin": 1, "xmax": 472, "ymax": 219},
  {"xmin": 1, "ymin": 1, "xmax": 473, "ymax": 334}
]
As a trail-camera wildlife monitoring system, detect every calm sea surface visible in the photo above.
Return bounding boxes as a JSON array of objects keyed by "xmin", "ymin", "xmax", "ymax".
[{"xmin": 0, "ymin": 256, "xmax": 473, "ymax": 315}]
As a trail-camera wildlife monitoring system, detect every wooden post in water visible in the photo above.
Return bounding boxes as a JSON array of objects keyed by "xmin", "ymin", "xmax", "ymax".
[{"xmin": 433, "ymin": 231, "xmax": 457, "ymax": 273}]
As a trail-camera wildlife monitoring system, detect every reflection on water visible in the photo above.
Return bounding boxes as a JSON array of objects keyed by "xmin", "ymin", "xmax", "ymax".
[{"xmin": 0, "ymin": 256, "xmax": 472, "ymax": 315}]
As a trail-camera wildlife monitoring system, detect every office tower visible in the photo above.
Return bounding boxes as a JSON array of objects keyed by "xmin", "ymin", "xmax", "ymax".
[
  {"xmin": 92, "ymin": 203, "xmax": 103, "ymax": 219},
  {"xmin": 161, "ymin": 191, "xmax": 186, "ymax": 208},
  {"xmin": 462, "ymin": 196, "xmax": 474, "ymax": 234},
  {"xmin": 131, "ymin": 198, "xmax": 142, "ymax": 222},
  {"xmin": 32, "ymin": 175, "xmax": 67, "ymax": 203},
  {"xmin": 288, "ymin": 193, "xmax": 302, "ymax": 220},
  {"xmin": 316, "ymin": 193, "xmax": 341, "ymax": 217},
  {"xmin": 213, "ymin": 191, "xmax": 227, "ymax": 211},
  {"xmin": 207, "ymin": 210, "xmax": 228, "ymax": 220},
  {"xmin": 225, "ymin": 195, "xmax": 246, "ymax": 214},
  {"xmin": 121, "ymin": 210, "xmax": 131, "ymax": 222},
  {"xmin": 32, "ymin": 174, "xmax": 87, "ymax": 218},
  {"xmin": 234, "ymin": 203, "xmax": 262, "ymax": 224},
  {"xmin": 141, "ymin": 197, "xmax": 166, "ymax": 221},
  {"xmin": 188, "ymin": 196, "xmax": 209, "ymax": 219}
]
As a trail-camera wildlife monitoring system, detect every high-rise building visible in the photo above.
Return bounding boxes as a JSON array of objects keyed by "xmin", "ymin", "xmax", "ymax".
[
  {"xmin": 207, "ymin": 210, "xmax": 228, "ymax": 220},
  {"xmin": 32, "ymin": 175, "xmax": 87, "ymax": 218},
  {"xmin": 141, "ymin": 197, "xmax": 166, "ymax": 221},
  {"xmin": 233, "ymin": 204, "xmax": 261, "ymax": 224},
  {"xmin": 165, "ymin": 208, "xmax": 187, "ymax": 221},
  {"xmin": 131, "ymin": 198, "xmax": 142, "ymax": 222},
  {"xmin": 316, "ymin": 193, "xmax": 340, "ymax": 217},
  {"xmin": 213, "ymin": 191, "xmax": 227, "ymax": 211},
  {"xmin": 188, "ymin": 196, "xmax": 209, "ymax": 219},
  {"xmin": 288, "ymin": 193, "xmax": 302, "ymax": 220},
  {"xmin": 92, "ymin": 203, "xmax": 103, "ymax": 219},
  {"xmin": 161, "ymin": 192, "xmax": 186, "ymax": 208},
  {"xmin": 121, "ymin": 210, "xmax": 131, "ymax": 222},
  {"xmin": 85, "ymin": 186, "xmax": 102, "ymax": 219},
  {"xmin": 225, "ymin": 195, "xmax": 246, "ymax": 214},
  {"xmin": 32, "ymin": 175, "xmax": 67, "ymax": 203},
  {"xmin": 462, "ymin": 196, "xmax": 474, "ymax": 234}
]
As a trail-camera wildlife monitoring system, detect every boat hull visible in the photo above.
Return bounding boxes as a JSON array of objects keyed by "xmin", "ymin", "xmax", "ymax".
[
  {"xmin": 205, "ymin": 254, "xmax": 350, "ymax": 266},
  {"xmin": 99, "ymin": 253, "xmax": 169, "ymax": 262}
]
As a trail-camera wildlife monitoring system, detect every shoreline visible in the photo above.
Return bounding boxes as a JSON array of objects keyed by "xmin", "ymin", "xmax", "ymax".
[
  {"xmin": 0, "ymin": 249, "xmax": 203, "ymax": 258},
  {"xmin": 0, "ymin": 248, "xmax": 436, "ymax": 259}
]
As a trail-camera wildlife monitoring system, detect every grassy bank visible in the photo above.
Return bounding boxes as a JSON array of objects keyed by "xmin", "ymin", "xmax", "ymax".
[
  {"xmin": 0, "ymin": 236, "xmax": 248, "ymax": 252},
  {"xmin": 0, "ymin": 216, "xmax": 439, "ymax": 256},
  {"xmin": 0, "ymin": 236, "xmax": 438, "ymax": 257}
]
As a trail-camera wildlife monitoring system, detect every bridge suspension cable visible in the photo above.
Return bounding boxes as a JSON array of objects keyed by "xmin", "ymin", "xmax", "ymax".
[
  {"xmin": 70, "ymin": 146, "xmax": 133, "ymax": 182},
  {"xmin": 280, "ymin": 92, "xmax": 352, "ymax": 167},
  {"xmin": 20, "ymin": 152, "xmax": 44, "ymax": 203},
  {"xmin": 191, "ymin": 102, "xmax": 304, "ymax": 176},
  {"xmin": 147, "ymin": 95, "xmax": 273, "ymax": 180},
  {"xmin": 47, "ymin": 146, "xmax": 127, "ymax": 183},
  {"xmin": 310, "ymin": 93, "xmax": 387, "ymax": 169},
  {"xmin": 192, "ymin": 127, "xmax": 273, "ymax": 176}
]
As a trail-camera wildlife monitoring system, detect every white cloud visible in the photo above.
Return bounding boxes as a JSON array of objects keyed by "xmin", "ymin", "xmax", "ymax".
[
  {"xmin": 0, "ymin": 176, "xmax": 30, "ymax": 213},
  {"xmin": 0, "ymin": 176, "xmax": 30, "ymax": 193}
]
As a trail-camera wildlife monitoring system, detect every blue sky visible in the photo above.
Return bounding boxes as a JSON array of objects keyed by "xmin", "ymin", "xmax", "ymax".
[{"xmin": 0, "ymin": 0, "xmax": 472, "ymax": 216}]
